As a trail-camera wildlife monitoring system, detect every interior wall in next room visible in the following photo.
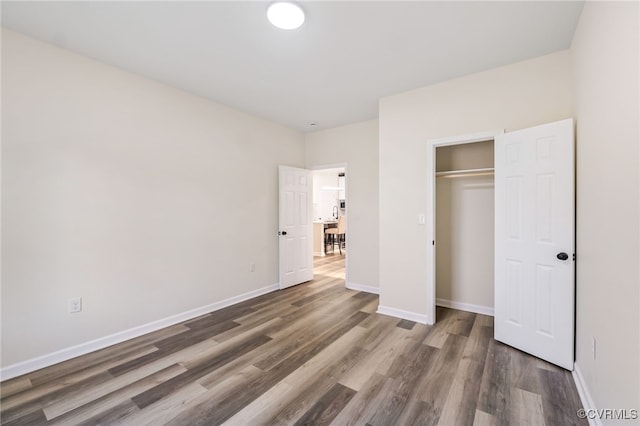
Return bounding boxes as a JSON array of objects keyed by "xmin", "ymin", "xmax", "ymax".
[{"xmin": 312, "ymin": 168, "xmax": 343, "ymax": 221}]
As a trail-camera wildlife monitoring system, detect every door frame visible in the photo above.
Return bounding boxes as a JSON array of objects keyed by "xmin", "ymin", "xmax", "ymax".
[
  {"xmin": 310, "ymin": 163, "xmax": 349, "ymax": 286},
  {"xmin": 426, "ymin": 130, "xmax": 504, "ymax": 325}
]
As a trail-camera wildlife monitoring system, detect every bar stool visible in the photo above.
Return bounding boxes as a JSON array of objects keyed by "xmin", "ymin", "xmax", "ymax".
[{"xmin": 325, "ymin": 215, "xmax": 346, "ymax": 255}]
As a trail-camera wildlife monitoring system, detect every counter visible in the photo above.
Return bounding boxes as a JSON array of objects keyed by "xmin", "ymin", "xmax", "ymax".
[{"xmin": 313, "ymin": 220, "xmax": 338, "ymax": 256}]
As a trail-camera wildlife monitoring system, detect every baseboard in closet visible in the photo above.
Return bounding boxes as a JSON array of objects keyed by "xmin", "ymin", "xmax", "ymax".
[{"xmin": 436, "ymin": 298, "xmax": 494, "ymax": 316}]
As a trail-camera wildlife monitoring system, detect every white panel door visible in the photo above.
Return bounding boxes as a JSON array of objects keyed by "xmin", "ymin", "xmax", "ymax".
[
  {"xmin": 495, "ymin": 119, "xmax": 575, "ymax": 370},
  {"xmin": 279, "ymin": 165, "xmax": 313, "ymax": 289}
]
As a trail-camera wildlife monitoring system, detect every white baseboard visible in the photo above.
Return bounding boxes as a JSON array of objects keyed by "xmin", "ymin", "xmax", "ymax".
[
  {"xmin": 436, "ymin": 298, "xmax": 494, "ymax": 316},
  {"xmin": 0, "ymin": 283, "xmax": 280, "ymax": 381},
  {"xmin": 572, "ymin": 363, "xmax": 601, "ymax": 426},
  {"xmin": 376, "ymin": 305, "xmax": 429, "ymax": 324},
  {"xmin": 346, "ymin": 282, "xmax": 379, "ymax": 294}
]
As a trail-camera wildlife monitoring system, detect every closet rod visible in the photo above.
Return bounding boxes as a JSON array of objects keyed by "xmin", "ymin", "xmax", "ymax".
[{"xmin": 435, "ymin": 167, "xmax": 495, "ymax": 178}]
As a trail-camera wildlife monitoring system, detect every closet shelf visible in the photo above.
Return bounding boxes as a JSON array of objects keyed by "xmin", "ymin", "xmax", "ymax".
[{"xmin": 435, "ymin": 167, "xmax": 495, "ymax": 178}]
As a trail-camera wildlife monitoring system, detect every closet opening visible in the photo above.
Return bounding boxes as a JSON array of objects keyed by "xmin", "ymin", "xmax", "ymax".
[
  {"xmin": 435, "ymin": 140, "xmax": 495, "ymax": 321},
  {"xmin": 426, "ymin": 130, "xmax": 503, "ymax": 325}
]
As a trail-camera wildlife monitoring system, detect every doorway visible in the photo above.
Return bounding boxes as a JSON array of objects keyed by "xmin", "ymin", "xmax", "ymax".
[
  {"xmin": 426, "ymin": 130, "xmax": 504, "ymax": 325},
  {"xmin": 311, "ymin": 165, "xmax": 347, "ymax": 282}
]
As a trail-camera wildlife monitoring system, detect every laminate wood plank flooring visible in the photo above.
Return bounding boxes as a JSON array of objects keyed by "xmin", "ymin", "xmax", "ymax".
[{"xmin": 1, "ymin": 254, "xmax": 587, "ymax": 425}]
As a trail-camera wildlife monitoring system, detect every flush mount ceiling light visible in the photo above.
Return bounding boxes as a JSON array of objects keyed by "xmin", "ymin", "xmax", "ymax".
[{"xmin": 267, "ymin": 2, "xmax": 305, "ymax": 30}]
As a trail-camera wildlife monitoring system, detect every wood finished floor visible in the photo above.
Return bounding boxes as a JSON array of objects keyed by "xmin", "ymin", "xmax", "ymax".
[{"xmin": 0, "ymin": 254, "xmax": 586, "ymax": 426}]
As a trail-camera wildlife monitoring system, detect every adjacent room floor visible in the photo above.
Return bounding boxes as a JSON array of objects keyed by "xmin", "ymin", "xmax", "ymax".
[{"xmin": 0, "ymin": 254, "xmax": 586, "ymax": 425}]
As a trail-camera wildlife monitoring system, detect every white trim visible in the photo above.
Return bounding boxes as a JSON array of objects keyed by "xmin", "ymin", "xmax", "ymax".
[
  {"xmin": 346, "ymin": 282, "xmax": 379, "ymax": 294},
  {"xmin": 436, "ymin": 298, "xmax": 494, "ymax": 316},
  {"xmin": 428, "ymin": 129, "xmax": 504, "ymax": 147},
  {"xmin": 376, "ymin": 305, "xmax": 429, "ymax": 324},
  {"xmin": 426, "ymin": 129, "xmax": 504, "ymax": 326},
  {"xmin": 572, "ymin": 363, "xmax": 601, "ymax": 426},
  {"xmin": 0, "ymin": 283, "xmax": 280, "ymax": 381}
]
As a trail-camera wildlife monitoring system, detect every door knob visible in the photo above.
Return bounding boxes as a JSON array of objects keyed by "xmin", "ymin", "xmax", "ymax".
[
  {"xmin": 279, "ymin": 231, "xmax": 287, "ymax": 236},
  {"xmin": 556, "ymin": 252, "xmax": 569, "ymax": 261}
]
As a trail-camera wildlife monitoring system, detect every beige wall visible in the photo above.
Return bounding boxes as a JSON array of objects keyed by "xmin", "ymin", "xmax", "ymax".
[
  {"xmin": 1, "ymin": 30, "xmax": 305, "ymax": 367},
  {"xmin": 305, "ymin": 120, "xmax": 379, "ymax": 290},
  {"xmin": 571, "ymin": 1, "xmax": 640, "ymax": 418},
  {"xmin": 378, "ymin": 50, "xmax": 572, "ymax": 315},
  {"xmin": 436, "ymin": 176, "xmax": 494, "ymax": 310},
  {"xmin": 436, "ymin": 140, "xmax": 494, "ymax": 172}
]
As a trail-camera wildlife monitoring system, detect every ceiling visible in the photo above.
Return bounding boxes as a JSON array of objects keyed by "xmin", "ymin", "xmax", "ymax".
[{"xmin": 1, "ymin": 1, "xmax": 584, "ymax": 132}]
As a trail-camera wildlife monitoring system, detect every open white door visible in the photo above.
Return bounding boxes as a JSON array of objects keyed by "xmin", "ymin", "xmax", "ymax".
[
  {"xmin": 495, "ymin": 118, "xmax": 575, "ymax": 370},
  {"xmin": 279, "ymin": 165, "xmax": 313, "ymax": 289}
]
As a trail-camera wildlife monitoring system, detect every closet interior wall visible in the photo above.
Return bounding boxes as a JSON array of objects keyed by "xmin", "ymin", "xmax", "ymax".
[{"xmin": 435, "ymin": 140, "xmax": 495, "ymax": 315}]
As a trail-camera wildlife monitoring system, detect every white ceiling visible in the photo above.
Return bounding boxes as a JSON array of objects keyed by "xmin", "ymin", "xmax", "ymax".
[{"xmin": 1, "ymin": 1, "xmax": 584, "ymax": 132}]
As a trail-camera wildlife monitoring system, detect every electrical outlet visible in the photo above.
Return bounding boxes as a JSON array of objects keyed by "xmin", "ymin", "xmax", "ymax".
[
  {"xmin": 249, "ymin": 263, "xmax": 255, "ymax": 272},
  {"xmin": 69, "ymin": 297, "xmax": 82, "ymax": 313},
  {"xmin": 592, "ymin": 337, "xmax": 596, "ymax": 360}
]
